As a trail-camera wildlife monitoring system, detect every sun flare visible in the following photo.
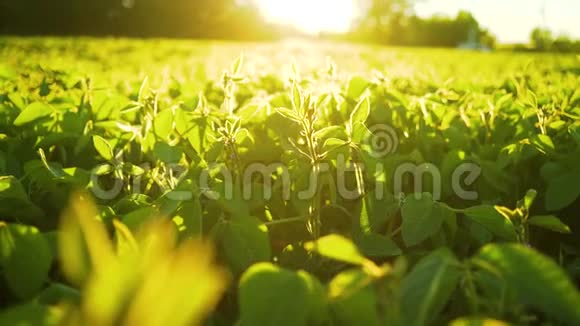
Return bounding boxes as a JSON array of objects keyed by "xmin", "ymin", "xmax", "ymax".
[{"xmin": 257, "ymin": 0, "xmax": 357, "ymax": 34}]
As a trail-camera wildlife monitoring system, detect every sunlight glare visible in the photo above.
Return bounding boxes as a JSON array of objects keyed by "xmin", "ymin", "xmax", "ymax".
[{"xmin": 257, "ymin": 0, "xmax": 356, "ymax": 34}]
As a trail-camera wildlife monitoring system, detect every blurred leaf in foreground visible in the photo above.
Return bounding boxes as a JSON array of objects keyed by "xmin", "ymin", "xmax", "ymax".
[{"xmin": 59, "ymin": 192, "xmax": 228, "ymax": 326}]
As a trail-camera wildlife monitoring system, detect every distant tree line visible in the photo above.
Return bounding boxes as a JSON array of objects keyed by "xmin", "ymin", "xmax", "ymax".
[
  {"xmin": 0, "ymin": 0, "xmax": 280, "ymax": 40},
  {"xmin": 333, "ymin": 0, "xmax": 496, "ymax": 48},
  {"xmin": 525, "ymin": 28, "xmax": 580, "ymax": 53},
  {"xmin": 0, "ymin": 0, "xmax": 494, "ymax": 48},
  {"xmin": 0, "ymin": 0, "xmax": 577, "ymax": 52}
]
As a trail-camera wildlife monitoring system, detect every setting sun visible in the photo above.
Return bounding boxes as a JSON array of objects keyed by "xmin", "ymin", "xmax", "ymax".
[{"xmin": 257, "ymin": 0, "xmax": 357, "ymax": 34}]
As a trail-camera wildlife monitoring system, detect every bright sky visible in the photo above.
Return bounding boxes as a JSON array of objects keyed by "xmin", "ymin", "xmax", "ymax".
[
  {"xmin": 257, "ymin": 0, "xmax": 357, "ymax": 33},
  {"xmin": 257, "ymin": 0, "xmax": 580, "ymax": 43},
  {"xmin": 414, "ymin": 0, "xmax": 580, "ymax": 43}
]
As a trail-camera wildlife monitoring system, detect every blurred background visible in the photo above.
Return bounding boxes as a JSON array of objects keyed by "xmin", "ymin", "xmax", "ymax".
[{"xmin": 0, "ymin": 0, "xmax": 578, "ymax": 52}]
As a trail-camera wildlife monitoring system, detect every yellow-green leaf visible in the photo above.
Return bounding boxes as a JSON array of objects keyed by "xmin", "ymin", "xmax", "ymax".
[
  {"xmin": 474, "ymin": 244, "xmax": 580, "ymax": 324},
  {"xmin": 528, "ymin": 215, "xmax": 571, "ymax": 234},
  {"xmin": 305, "ymin": 234, "xmax": 366, "ymax": 266},
  {"xmin": 14, "ymin": 102, "xmax": 53, "ymax": 126},
  {"xmin": 92, "ymin": 136, "xmax": 114, "ymax": 161}
]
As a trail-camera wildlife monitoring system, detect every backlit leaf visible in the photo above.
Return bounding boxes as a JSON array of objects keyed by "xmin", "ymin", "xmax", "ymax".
[
  {"xmin": 350, "ymin": 96, "xmax": 370, "ymax": 127},
  {"xmin": 545, "ymin": 171, "xmax": 580, "ymax": 211},
  {"xmin": 0, "ymin": 223, "xmax": 53, "ymax": 298},
  {"xmin": 14, "ymin": 102, "xmax": 53, "ymax": 126},
  {"xmin": 92, "ymin": 136, "xmax": 114, "ymax": 161},
  {"xmin": 214, "ymin": 217, "xmax": 271, "ymax": 275},
  {"xmin": 305, "ymin": 234, "xmax": 367, "ymax": 266},
  {"xmin": 474, "ymin": 244, "xmax": 580, "ymax": 324},
  {"xmin": 464, "ymin": 205, "xmax": 517, "ymax": 241},
  {"xmin": 401, "ymin": 248, "xmax": 462, "ymax": 326},
  {"xmin": 528, "ymin": 215, "xmax": 571, "ymax": 234}
]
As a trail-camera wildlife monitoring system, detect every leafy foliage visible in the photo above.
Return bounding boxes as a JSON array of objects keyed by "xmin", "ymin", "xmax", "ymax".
[
  {"xmin": 473, "ymin": 244, "xmax": 580, "ymax": 324},
  {"xmin": 0, "ymin": 38, "xmax": 579, "ymax": 325},
  {"xmin": 401, "ymin": 248, "xmax": 462, "ymax": 326}
]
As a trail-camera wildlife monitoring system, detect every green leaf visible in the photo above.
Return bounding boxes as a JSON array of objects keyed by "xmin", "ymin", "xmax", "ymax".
[
  {"xmin": 0, "ymin": 64, "xmax": 16, "ymax": 80},
  {"xmin": 122, "ymin": 207, "xmax": 159, "ymax": 232},
  {"xmin": 469, "ymin": 222, "xmax": 493, "ymax": 246},
  {"xmin": 93, "ymin": 163, "xmax": 114, "ymax": 176},
  {"xmin": 214, "ymin": 217, "xmax": 271, "ymax": 275},
  {"xmin": 463, "ymin": 205, "xmax": 517, "ymax": 241},
  {"xmin": 328, "ymin": 269, "xmax": 380, "ymax": 326},
  {"xmin": 359, "ymin": 191, "xmax": 398, "ymax": 233},
  {"xmin": 354, "ymin": 232, "xmax": 401, "ymax": 258},
  {"xmin": 401, "ymin": 193, "xmax": 443, "ymax": 246},
  {"xmin": 322, "ymin": 137, "xmax": 348, "ymax": 154},
  {"xmin": 523, "ymin": 189, "xmax": 537, "ymax": 210},
  {"xmin": 92, "ymin": 92, "xmax": 125, "ymax": 121},
  {"xmin": 137, "ymin": 76, "xmax": 149, "ymax": 103},
  {"xmin": 13, "ymin": 102, "xmax": 53, "ymax": 126},
  {"xmin": 8, "ymin": 93, "xmax": 25, "ymax": 109},
  {"xmin": 0, "ymin": 303, "xmax": 57, "ymax": 325},
  {"xmin": 239, "ymin": 263, "xmax": 311, "ymax": 326},
  {"xmin": 540, "ymin": 162, "xmax": 565, "ymax": 181},
  {"xmin": 401, "ymin": 248, "xmax": 462, "ymax": 326},
  {"xmin": 449, "ymin": 317, "xmax": 511, "ymax": 326},
  {"xmin": 545, "ymin": 171, "xmax": 580, "ymax": 211},
  {"xmin": 297, "ymin": 270, "xmax": 329, "ymax": 325},
  {"xmin": 275, "ymin": 107, "xmax": 300, "ymax": 122},
  {"xmin": 474, "ymin": 244, "xmax": 580, "ymax": 324},
  {"xmin": 291, "ymin": 81, "xmax": 302, "ymax": 112},
  {"xmin": 528, "ymin": 215, "xmax": 571, "ymax": 234},
  {"xmin": 530, "ymin": 134, "xmax": 555, "ymax": 154},
  {"xmin": 74, "ymin": 135, "xmax": 91, "ymax": 155},
  {"xmin": 351, "ymin": 121, "xmax": 373, "ymax": 148},
  {"xmin": 231, "ymin": 54, "xmax": 244, "ymax": 75},
  {"xmin": 441, "ymin": 204, "xmax": 458, "ymax": 242},
  {"xmin": 112, "ymin": 219, "xmax": 138, "ymax": 256},
  {"xmin": 213, "ymin": 180, "xmax": 251, "ymax": 219},
  {"xmin": 186, "ymin": 118, "xmax": 208, "ymax": 155},
  {"xmin": 153, "ymin": 142, "xmax": 182, "ymax": 163},
  {"xmin": 0, "ymin": 223, "xmax": 11, "ymax": 265},
  {"xmin": 0, "ymin": 176, "xmax": 44, "ymax": 220},
  {"xmin": 92, "ymin": 135, "xmax": 114, "ymax": 161},
  {"xmin": 154, "ymin": 109, "xmax": 174, "ymax": 140},
  {"xmin": 313, "ymin": 125, "xmax": 347, "ymax": 141},
  {"xmin": 59, "ymin": 193, "xmax": 114, "ymax": 286},
  {"xmin": 122, "ymin": 163, "xmax": 145, "ymax": 176},
  {"xmin": 0, "ymin": 224, "xmax": 53, "ymax": 298},
  {"xmin": 175, "ymin": 199, "xmax": 203, "ymax": 238},
  {"xmin": 346, "ymin": 76, "xmax": 370, "ymax": 100},
  {"xmin": 350, "ymin": 96, "xmax": 370, "ymax": 127},
  {"xmin": 38, "ymin": 283, "xmax": 81, "ymax": 305},
  {"xmin": 304, "ymin": 234, "xmax": 367, "ymax": 266},
  {"xmin": 569, "ymin": 123, "xmax": 580, "ymax": 144},
  {"xmin": 479, "ymin": 160, "xmax": 514, "ymax": 194}
]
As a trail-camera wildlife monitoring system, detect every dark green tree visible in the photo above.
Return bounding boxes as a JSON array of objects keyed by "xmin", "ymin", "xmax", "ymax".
[
  {"xmin": 0, "ymin": 0, "xmax": 277, "ymax": 40},
  {"xmin": 530, "ymin": 27, "xmax": 554, "ymax": 51}
]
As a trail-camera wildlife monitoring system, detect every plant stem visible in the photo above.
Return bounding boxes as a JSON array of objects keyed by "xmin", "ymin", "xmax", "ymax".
[{"xmin": 264, "ymin": 216, "xmax": 309, "ymax": 227}]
